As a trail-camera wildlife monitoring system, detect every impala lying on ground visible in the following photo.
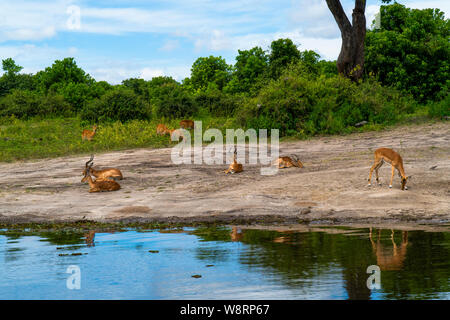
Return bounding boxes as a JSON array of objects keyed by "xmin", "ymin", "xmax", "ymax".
[
  {"xmin": 82, "ymin": 125, "xmax": 97, "ymax": 141},
  {"xmin": 82, "ymin": 155, "xmax": 123, "ymax": 181},
  {"xmin": 82, "ymin": 158, "xmax": 121, "ymax": 192},
  {"xmin": 368, "ymin": 147, "xmax": 411, "ymax": 190},
  {"xmin": 273, "ymin": 155, "xmax": 303, "ymax": 169},
  {"xmin": 224, "ymin": 146, "xmax": 243, "ymax": 174}
]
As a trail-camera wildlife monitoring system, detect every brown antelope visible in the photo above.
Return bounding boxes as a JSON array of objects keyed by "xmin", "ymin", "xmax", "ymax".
[
  {"xmin": 82, "ymin": 155, "xmax": 123, "ymax": 181},
  {"xmin": 224, "ymin": 146, "xmax": 243, "ymax": 174},
  {"xmin": 370, "ymin": 228, "xmax": 408, "ymax": 271},
  {"xmin": 368, "ymin": 147, "xmax": 411, "ymax": 190},
  {"xmin": 82, "ymin": 159, "xmax": 121, "ymax": 193},
  {"xmin": 273, "ymin": 155, "xmax": 303, "ymax": 169},
  {"xmin": 82, "ymin": 125, "xmax": 98, "ymax": 141},
  {"xmin": 180, "ymin": 119, "xmax": 194, "ymax": 130},
  {"xmin": 156, "ymin": 124, "xmax": 170, "ymax": 136}
]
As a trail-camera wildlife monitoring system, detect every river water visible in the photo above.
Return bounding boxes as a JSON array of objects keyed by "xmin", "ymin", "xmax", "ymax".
[{"xmin": 0, "ymin": 225, "xmax": 449, "ymax": 300}]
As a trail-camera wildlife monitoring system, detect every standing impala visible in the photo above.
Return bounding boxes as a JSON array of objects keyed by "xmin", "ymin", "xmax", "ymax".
[
  {"xmin": 368, "ymin": 148, "xmax": 411, "ymax": 190},
  {"xmin": 82, "ymin": 125, "xmax": 97, "ymax": 141},
  {"xmin": 82, "ymin": 155, "xmax": 123, "ymax": 181}
]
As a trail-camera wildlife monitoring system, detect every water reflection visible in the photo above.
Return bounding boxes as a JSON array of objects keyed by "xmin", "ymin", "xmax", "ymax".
[
  {"xmin": 370, "ymin": 228, "xmax": 408, "ymax": 271},
  {"xmin": 0, "ymin": 225, "xmax": 448, "ymax": 300}
]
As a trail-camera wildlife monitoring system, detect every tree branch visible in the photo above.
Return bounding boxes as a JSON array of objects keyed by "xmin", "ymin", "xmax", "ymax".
[{"xmin": 325, "ymin": 0, "xmax": 352, "ymax": 32}]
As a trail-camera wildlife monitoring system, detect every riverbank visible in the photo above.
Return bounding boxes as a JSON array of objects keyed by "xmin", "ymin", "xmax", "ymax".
[{"xmin": 0, "ymin": 122, "xmax": 448, "ymax": 226}]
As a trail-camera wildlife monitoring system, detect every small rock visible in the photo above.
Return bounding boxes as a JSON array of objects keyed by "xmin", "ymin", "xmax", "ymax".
[
  {"xmin": 429, "ymin": 166, "xmax": 437, "ymax": 170},
  {"xmin": 354, "ymin": 121, "xmax": 368, "ymax": 128}
]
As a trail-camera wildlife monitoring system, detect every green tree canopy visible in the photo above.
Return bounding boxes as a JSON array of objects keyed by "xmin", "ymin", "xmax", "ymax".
[
  {"xmin": 35, "ymin": 57, "xmax": 93, "ymax": 93},
  {"xmin": 269, "ymin": 38, "xmax": 301, "ymax": 79},
  {"xmin": 365, "ymin": 3, "xmax": 449, "ymax": 101},
  {"xmin": 226, "ymin": 47, "xmax": 269, "ymax": 94},
  {"xmin": 189, "ymin": 56, "xmax": 232, "ymax": 91},
  {"xmin": 2, "ymin": 58, "xmax": 23, "ymax": 75}
]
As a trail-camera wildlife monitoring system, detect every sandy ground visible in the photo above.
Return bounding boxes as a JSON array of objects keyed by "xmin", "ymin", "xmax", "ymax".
[{"xmin": 0, "ymin": 122, "xmax": 448, "ymax": 226}]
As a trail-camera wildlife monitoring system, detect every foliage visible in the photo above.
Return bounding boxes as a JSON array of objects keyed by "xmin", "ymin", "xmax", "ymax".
[
  {"xmin": 0, "ymin": 89, "xmax": 72, "ymax": 119},
  {"xmin": 81, "ymin": 87, "xmax": 151, "ymax": 122},
  {"xmin": 35, "ymin": 57, "xmax": 94, "ymax": 93},
  {"xmin": 237, "ymin": 69, "xmax": 416, "ymax": 136},
  {"xmin": 189, "ymin": 56, "xmax": 232, "ymax": 91},
  {"xmin": 427, "ymin": 88, "xmax": 449, "ymax": 118},
  {"xmin": 268, "ymin": 38, "xmax": 301, "ymax": 79},
  {"xmin": 194, "ymin": 87, "xmax": 242, "ymax": 117},
  {"xmin": 152, "ymin": 82, "xmax": 196, "ymax": 118},
  {"xmin": 225, "ymin": 47, "xmax": 269, "ymax": 94},
  {"xmin": 2, "ymin": 58, "xmax": 23, "ymax": 75},
  {"xmin": 365, "ymin": 3, "xmax": 450, "ymax": 102}
]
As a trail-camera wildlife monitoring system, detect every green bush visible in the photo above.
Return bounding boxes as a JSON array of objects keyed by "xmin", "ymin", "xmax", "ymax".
[
  {"xmin": 194, "ymin": 88, "xmax": 242, "ymax": 116},
  {"xmin": 81, "ymin": 87, "xmax": 151, "ymax": 122},
  {"xmin": 237, "ymin": 71, "xmax": 417, "ymax": 136},
  {"xmin": 0, "ymin": 89, "xmax": 72, "ymax": 118},
  {"xmin": 428, "ymin": 89, "xmax": 450, "ymax": 118},
  {"xmin": 152, "ymin": 83, "xmax": 196, "ymax": 118}
]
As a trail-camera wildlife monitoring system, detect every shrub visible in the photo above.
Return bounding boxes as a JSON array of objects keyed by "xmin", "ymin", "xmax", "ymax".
[
  {"xmin": 0, "ymin": 89, "xmax": 72, "ymax": 118},
  {"xmin": 194, "ymin": 88, "xmax": 242, "ymax": 117},
  {"xmin": 428, "ymin": 88, "xmax": 450, "ymax": 118},
  {"xmin": 81, "ymin": 87, "xmax": 151, "ymax": 122},
  {"xmin": 237, "ymin": 71, "xmax": 417, "ymax": 136},
  {"xmin": 152, "ymin": 83, "xmax": 196, "ymax": 118}
]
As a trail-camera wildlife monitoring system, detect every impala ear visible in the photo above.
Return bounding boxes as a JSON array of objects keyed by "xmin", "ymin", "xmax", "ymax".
[{"xmin": 407, "ymin": 175, "xmax": 412, "ymax": 180}]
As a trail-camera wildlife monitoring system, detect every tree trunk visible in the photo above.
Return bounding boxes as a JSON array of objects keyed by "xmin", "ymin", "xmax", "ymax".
[{"xmin": 326, "ymin": 0, "xmax": 366, "ymax": 81}]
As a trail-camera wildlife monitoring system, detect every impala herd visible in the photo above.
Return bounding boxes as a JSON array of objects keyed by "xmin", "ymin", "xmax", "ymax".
[{"xmin": 80, "ymin": 120, "xmax": 410, "ymax": 192}]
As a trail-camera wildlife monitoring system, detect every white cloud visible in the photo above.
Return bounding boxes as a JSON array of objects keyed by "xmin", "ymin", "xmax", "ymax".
[
  {"xmin": 159, "ymin": 39, "xmax": 180, "ymax": 52},
  {"xmin": 139, "ymin": 68, "xmax": 164, "ymax": 80}
]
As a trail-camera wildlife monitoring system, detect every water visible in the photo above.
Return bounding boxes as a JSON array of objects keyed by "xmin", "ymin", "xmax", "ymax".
[{"xmin": 0, "ymin": 225, "xmax": 449, "ymax": 300}]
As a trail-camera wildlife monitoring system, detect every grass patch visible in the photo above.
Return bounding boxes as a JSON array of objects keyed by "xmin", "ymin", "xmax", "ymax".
[{"xmin": 0, "ymin": 115, "xmax": 237, "ymax": 162}]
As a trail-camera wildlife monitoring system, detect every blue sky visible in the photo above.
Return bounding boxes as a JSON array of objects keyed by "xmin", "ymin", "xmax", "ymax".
[{"xmin": 0, "ymin": 0, "xmax": 448, "ymax": 83}]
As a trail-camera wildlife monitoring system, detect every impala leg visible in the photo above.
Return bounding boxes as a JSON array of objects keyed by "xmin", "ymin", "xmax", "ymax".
[
  {"xmin": 368, "ymin": 160, "xmax": 382, "ymax": 186},
  {"xmin": 375, "ymin": 161, "xmax": 383, "ymax": 185},
  {"xmin": 389, "ymin": 165, "xmax": 395, "ymax": 188}
]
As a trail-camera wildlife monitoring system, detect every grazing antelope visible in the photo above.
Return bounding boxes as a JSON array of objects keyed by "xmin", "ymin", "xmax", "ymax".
[
  {"xmin": 224, "ymin": 146, "xmax": 243, "ymax": 174},
  {"xmin": 82, "ymin": 155, "xmax": 123, "ymax": 181},
  {"xmin": 368, "ymin": 148, "xmax": 411, "ymax": 190},
  {"xmin": 82, "ymin": 125, "xmax": 97, "ymax": 141},
  {"xmin": 180, "ymin": 119, "xmax": 194, "ymax": 130},
  {"xmin": 273, "ymin": 155, "xmax": 303, "ymax": 169},
  {"xmin": 82, "ymin": 159, "xmax": 121, "ymax": 193},
  {"xmin": 156, "ymin": 124, "xmax": 171, "ymax": 136}
]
